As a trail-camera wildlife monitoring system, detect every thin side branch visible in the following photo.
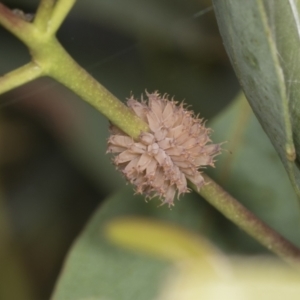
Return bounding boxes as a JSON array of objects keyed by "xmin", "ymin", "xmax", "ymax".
[
  {"xmin": 48, "ymin": 0, "xmax": 77, "ymax": 35},
  {"xmin": 0, "ymin": 62, "xmax": 43, "ymax": 95},
  {"xmin": 34, "ymin": 0, "xmax": 55, "ymax": 31},
  {"xmin": 46, "ymin": 38, "xmax": 150, "ymax": 139},
  {"xmin": 193, "ymin": 174, "xmax": 300, "ymax": 268}
]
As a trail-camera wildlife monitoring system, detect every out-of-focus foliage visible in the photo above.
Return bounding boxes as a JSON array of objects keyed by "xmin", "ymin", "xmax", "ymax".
[
  {"xmin": 213, "ymin": 0, "xmax": 300, "ymax": 200},
  {"xmin": 51, "ymin": 188, "xmax": 208, "ymax": 300},
  {"xmin": 52, "ymin": 210, "xmax": 300, "ymax": 300},
  {"xmin": 0, "ymin": 191, "xmax": 37, "ymax": 300},
  {"xmin": 157, "ymin": 253, "xmax": 300, "ymax": 300}
]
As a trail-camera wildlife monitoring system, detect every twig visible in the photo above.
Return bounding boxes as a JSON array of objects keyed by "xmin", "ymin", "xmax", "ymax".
[
  {"xmin": 193, "ymin": 174, "xmax": 300, "ymax": 268},
  {"xmin": 0, "ymin": 62, "xmax": 43, "ymax": 94}
]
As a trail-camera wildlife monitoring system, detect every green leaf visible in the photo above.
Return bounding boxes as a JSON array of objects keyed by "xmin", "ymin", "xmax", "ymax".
[
  {"xmin": 50, "ymin": 189, "xmax": 166, "ymax": 300},
  {"xmin": 212, "ymin": 0, "xmax": 300, "ymax": 201},
  {"xmin": 209, "ymin": 92, "xmax": 300, "ymax": 250},
  {"xmin": 50, "ymin": 187, "xmax": 219, "ymax": 300},
  {"xmin": 105, "ymin": 217, "xmax": 222, "ymax": 264},
  {"xmin": 51, "ymin": 187, "xmax": 300, "ymax": 300}
]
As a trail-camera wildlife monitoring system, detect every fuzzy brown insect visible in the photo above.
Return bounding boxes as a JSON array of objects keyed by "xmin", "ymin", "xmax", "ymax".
[{"xmin": 107, "ymin": 92, "xmax": 221, "ymax": 206}]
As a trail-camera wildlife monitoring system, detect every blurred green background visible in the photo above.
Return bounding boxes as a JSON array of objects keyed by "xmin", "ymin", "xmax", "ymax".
[{"xmin": 1, "ymin": 0, "xmax": 280, "ymax": 299}]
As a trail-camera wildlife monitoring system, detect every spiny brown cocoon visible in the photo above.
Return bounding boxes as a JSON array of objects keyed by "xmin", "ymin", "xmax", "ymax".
[{"xmin": 107, "ymin": 92, "xmax": 221, "ymax": 206}]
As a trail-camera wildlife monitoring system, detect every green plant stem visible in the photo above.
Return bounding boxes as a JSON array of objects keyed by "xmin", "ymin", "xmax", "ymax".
[
  {"xmin": 0, "ymin": 2, "xmax": 149, "ymax": 138},
  {"xmin": 192, "ymin": 174, "xmax": 300, "ymax": 268},
  {"xmin": 43, "ymin": 38, "xmax": 150, "ymax": 138},
  {"xmin": 0, "ymin": 62, "xmax": 43, "ymax": 94}
]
